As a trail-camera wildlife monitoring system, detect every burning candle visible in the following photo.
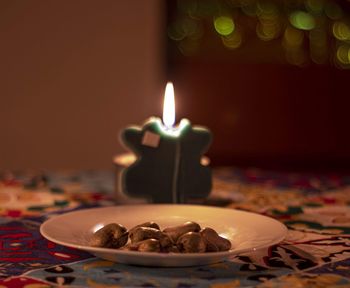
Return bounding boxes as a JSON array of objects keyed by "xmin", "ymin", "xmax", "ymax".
[{"xmin": 119, "ymin": 82, "xmax": 212, "ymax": 203}]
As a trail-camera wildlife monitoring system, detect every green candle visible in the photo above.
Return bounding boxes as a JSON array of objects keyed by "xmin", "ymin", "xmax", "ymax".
[{"xmin": 120, "ymin": 83, "xmax": 212, "ymax": 203}]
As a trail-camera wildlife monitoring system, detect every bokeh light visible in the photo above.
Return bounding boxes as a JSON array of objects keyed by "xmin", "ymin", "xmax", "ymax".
[
  {"xmin": 289, "ymin": 11, "xmax": 316, "ymax": 31},
  {"xmin": 283, "ymin": 26, "xmax": 304, "ymax": 48},
  {"xmin": 169, "ymin": 0, "xmax": 350, "ymax": 68},
  {"xmin": 214, "ymin": 16, "xmax": 235, "ymax": 36},
  {"xmin": 333, "ymin": 22, "xmax": 350, "ymax": 41},
  {"xmin": 306, "ymin": 0, "xmax": 324, "ymax": 14},
  {"xmin": 336, "ymin": 44, "xmax": 350, "ymax": 64},
  {"xmin": 168, "ymin": 18, "xmax": 203, "ymax": 41},
  {"xmin": 222, "ymin": 29, "xmax": 242, "ymax": 49},
  {"xmin": 255, "ymin": 2, "xmax": 281, "ymax": 41},
  {"xmin": 256, "ymin": 22, "xmax": 280, "ymax": 41},
  {"xmin": 256, "ymin": 1, "xmax": 279, "ymax": 19}
]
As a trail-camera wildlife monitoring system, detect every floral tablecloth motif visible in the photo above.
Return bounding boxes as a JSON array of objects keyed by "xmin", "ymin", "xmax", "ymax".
[{"xmin": 1, "ymin": 168, "xmax": 350, "ymax": 287}]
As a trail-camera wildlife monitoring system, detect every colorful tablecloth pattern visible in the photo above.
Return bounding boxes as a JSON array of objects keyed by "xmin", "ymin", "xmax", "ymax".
[{"xmin": 1, "ymin": 168, "xmax": 350, "ymax": 287}]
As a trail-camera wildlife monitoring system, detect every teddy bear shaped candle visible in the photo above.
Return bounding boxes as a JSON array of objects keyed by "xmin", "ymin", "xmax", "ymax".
[{"xmin": 119, "ymin": 82, "xmax": 212, "ymax": 203}]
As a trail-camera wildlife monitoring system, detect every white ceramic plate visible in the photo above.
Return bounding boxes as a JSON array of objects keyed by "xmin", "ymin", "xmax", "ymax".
[{"xmin": 40, "ymin": 205, "xmax": 287, "ymax": 267}]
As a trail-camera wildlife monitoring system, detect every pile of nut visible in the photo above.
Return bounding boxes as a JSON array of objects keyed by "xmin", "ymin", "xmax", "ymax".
[{"xmin": 89, "ymin": 221, "xmax": 231, "ymax": 253}]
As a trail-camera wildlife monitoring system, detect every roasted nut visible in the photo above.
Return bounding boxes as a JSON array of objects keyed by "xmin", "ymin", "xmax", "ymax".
[
  {"xmin": 176, "ymin": 232, "xmax": 206, "ymax": 253},
  {"xmin": 163, "ymin": 245, "xmax": 180, "ymax": 253},
  {"xmin": 200, "ymin": 227, "xmax": 232, "ymax": 252},
  {"xmin": 129, "ymin": 227, "xmax": 172, "ymax": 249},
  {"xmin": 129, "ymin": 222, "xmax": 160, "ymax": 235},
  {"xmin": 131, "ymin": 239, "xmax": 161, "ymax": 252},
  {"xmin": 90, "ymin": 221, "xmax": 231, "ymax": 254},
  {"xmin": 163, "ymin": 221, "xmax": 201, "ymax": 243},
  {"xmin": 90, "ymin": 223, "xmax": 128, "ymax": 248},
  {"xmin": 120, "ymin": 243, "xmax": 134, "ymax": 251},
  {"xmin": 159, "ymin": 234, "xmax": 173, "ymax": 249},
  {"xmin": 130, "ymin": 227, "xmax": 162, "ymax": 243}
]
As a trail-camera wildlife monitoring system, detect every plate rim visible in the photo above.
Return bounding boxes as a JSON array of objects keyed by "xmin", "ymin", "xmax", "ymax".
[{"xmin": 40, "ymin": 204, "xmax": 288, "ymax": 258}]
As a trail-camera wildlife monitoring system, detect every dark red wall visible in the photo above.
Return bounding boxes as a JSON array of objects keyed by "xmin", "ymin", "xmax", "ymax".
[{"xmin": 169, "ymin": 58, "xmax": 350, "ymax": 171}]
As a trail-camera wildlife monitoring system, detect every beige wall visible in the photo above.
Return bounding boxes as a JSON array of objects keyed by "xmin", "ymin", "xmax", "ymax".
[{"xmin": 0, "ymin": 0, "xmax": 164, "ymax": 169}]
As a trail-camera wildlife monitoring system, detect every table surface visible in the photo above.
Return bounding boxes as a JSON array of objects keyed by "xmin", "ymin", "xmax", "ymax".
[{"xmin": 1, "ymin": 168, "xmax": 350, "ymax": 287}]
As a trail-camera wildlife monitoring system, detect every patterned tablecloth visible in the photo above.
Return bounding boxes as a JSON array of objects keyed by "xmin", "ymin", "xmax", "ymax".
[{"xmin": 1, "ymin": 168, "xmax": 350, "ymax": 287}]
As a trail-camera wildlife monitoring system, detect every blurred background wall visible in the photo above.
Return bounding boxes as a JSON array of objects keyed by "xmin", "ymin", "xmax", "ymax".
[{"xmin": 0, "ymin": 0, "xmax": 164, "ymax": 169}]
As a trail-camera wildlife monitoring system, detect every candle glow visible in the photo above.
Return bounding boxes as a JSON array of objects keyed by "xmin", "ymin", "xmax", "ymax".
[{"xmin": 163, "ymin": 82, "xmax": 175, "ymax": 129}]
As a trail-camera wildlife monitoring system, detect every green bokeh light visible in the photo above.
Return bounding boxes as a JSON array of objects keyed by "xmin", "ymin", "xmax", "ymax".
[
  {"xmin": 289, "ymin": 11, "xmax": 316, "ymax": 30},
  {"xmin": 214, "ymin": 16, "xmax": 235, "ymax": 36}
]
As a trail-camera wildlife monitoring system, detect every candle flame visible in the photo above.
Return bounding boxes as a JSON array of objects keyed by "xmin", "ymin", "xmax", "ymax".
[{"xmin": 163, "ymin": 82, "xmax": 175, "ymax": 129}]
